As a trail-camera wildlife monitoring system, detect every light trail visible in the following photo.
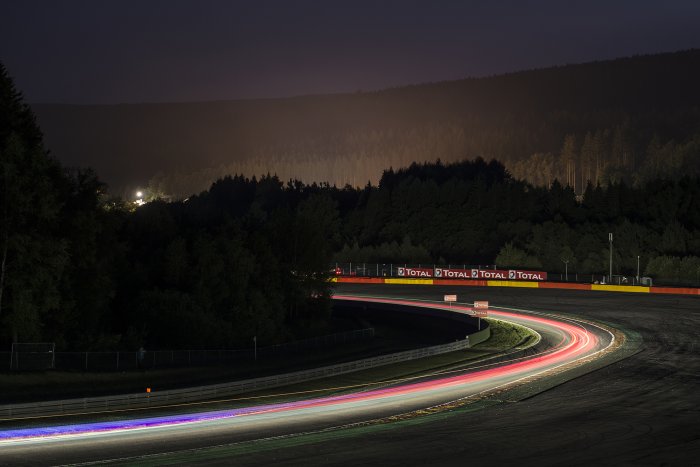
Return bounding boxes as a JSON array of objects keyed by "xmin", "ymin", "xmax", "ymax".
[{"xmin": 0, "ymin": 295, "xmax": 613, "ymax": 447}]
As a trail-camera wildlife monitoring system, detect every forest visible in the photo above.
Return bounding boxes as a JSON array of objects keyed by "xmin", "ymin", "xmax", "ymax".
[
  {"xmin": 31, "ymin": 49, "xmax": 700, "ymax": 199},
  {"xmin": 1, "ymin": 64, "xmax": 337, "ymax": 351},
  {"xmin": 336, "ymin": 159, "xmax": 700, "ymax": 286},
  {"xmin": 2, "ymin": 61, "xmax": 700, "ymax": 352}
]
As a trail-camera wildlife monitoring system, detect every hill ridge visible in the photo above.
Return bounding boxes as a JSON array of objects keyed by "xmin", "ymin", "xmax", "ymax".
[{"xmin": 31, "ymin": 49, "xmax": 700, "ymax": 198}]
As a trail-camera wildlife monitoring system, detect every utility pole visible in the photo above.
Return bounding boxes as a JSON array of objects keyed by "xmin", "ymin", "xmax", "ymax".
[
  {"xmin": 637, "ymin": 255, "xmax": 640, "ymax": 284},
  {"xmin": 609, "ymin": 233, "xmax": 613, "ymax": 284}
]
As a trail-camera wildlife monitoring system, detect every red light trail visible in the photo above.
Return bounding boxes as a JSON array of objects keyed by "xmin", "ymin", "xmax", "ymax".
[{"xmin": 0, "ymin": 295, "xmax": 614, "ymax": 448}]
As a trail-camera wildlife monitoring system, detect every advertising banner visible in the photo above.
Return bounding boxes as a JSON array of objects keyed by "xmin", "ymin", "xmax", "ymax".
[
  {"xmin": 472, "ymin": 301, "xmax": 489, "ymax": 317},
  {"xmin": 434, "ymin": 268, "xmax": 472, "ymax": 279},
  {"xmin": 472, "ymin": 308, "xmax": 488, "ymax": 318},
  {"xmin": 507, "ymin": 269, "xmax": 547, "ymax": 281},
  {"xmin": 396, "ymin": 267, "xmax": 433, "ymax": 278},
  {"xmin": 434, "ymin": 268, "xmax": 547, "ymax": 281}
]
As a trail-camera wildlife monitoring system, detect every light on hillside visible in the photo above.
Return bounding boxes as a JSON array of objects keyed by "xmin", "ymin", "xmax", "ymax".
[{"xmin": 135, "ymin": 190, "xmax": 145, "ymax": 206}]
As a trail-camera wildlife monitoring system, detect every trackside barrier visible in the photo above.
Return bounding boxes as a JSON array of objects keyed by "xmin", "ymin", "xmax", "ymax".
[
  {"xmin": 332, "ymin": 277, "xmax": 700, "ymax": 296},
  {"xmin": 0, "ymin": 328, "xmax": 376, "ymax": 372},
  {"xmin": 0, "ymin": 319, "xmax": 490, "ymax": 419}
]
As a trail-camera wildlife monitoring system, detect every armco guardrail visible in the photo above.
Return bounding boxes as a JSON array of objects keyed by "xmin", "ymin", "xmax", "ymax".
[
  {"xmin": 0, "ymin": 313, "xmax": 490, "ymax": 419},
  {"xmin": 332, "ymin": 276, "xmax": 700, "ymax": 296}
]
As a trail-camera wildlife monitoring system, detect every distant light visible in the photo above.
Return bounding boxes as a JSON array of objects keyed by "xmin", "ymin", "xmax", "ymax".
[{"xmin": 134, "ymin": 190, "xmax": 145, "ymax": 207}]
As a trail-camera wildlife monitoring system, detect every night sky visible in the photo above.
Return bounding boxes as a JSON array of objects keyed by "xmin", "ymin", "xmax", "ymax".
[{"xmin": 2, "ymin": 0, "xmax": 700, "ymax": 104}]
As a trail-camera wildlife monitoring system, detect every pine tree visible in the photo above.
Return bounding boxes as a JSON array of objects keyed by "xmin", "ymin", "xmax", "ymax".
[
  {"xmin": 560, "ymin": 134, "xmax": 578, "ymax": 192},
  {"xmin": 0, "ymin": 63, "xmax": 67, "ymax": 342}
]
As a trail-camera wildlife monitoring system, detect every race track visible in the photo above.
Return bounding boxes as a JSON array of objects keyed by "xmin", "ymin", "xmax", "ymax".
[{"xmin": 1, "ymin": 284, "xmax": 698, "ymax": 465}]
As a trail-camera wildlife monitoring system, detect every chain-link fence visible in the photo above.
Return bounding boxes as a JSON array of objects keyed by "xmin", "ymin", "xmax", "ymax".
[
  {"xmin": 539, "ymin": 272, "xmax": 653, "ymax": 286},
  {"xmin": 0, "ymin": 328, "xmax": 374, "ymax": 372},
  {"xmin": 7, "ymin": 343, "xmax": 56, "ymax": 370}
]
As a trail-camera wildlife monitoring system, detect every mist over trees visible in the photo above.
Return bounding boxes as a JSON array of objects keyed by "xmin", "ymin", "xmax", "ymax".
[{"xmin": 31, "ymin": 50, "xmax": 700, "ymax": 199}]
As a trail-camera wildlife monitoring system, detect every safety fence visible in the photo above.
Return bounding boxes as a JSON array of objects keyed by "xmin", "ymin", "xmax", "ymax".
[
  {"xmin": 0, "ymin": 323, "xmax": 490, "ymax": 419},
  {"xmin": 0, "ymin": 328, "xmax": 375, "ymax": 372},
  {"xmin": 335, "ymin": 262, "xmax": 542, "ymax": 279},
  {"xmin": 332, "ymin": 262, "xmax": 666, "ymax": 287},
  {"xmin": 331, "ymin": 275, "xmax": 700, "ymax": 296}
]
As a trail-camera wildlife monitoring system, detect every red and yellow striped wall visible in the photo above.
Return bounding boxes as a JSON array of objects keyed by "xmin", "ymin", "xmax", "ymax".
[{"xmin": 331, "ymin": 277, "xmax": 700, "ymax": 296}]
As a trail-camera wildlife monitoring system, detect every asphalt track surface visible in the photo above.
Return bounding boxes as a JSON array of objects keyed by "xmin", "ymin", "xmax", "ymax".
[{"xmin": 1, "ymin": 284, "xmax": 698, "ymax": 465}]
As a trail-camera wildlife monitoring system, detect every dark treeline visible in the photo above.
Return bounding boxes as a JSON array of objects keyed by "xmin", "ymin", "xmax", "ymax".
[
  {"xmin": 31, "ymin": 49, "xmax": 700, "ymax": 198},
  {"xmin": 3, "ymin": 63, "xmax": 700, "ymax": 352},
  {"xmin": 1, "ymin": 64, "xmax": 338, "ymax": 351},
  {"xmin": 108, "ymin": 176, "xmax": 341, "ymax": 350},
  {"xmin": 337, "ymin": 160, "xmax": 700, "ymax": 286}
]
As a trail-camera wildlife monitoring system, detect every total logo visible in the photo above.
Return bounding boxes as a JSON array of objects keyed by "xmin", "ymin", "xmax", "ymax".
[
  {"xmin": 411, "ymin": 267, "xmax": 547, "ymax": 281},
  {"xmin": 511, "ymin": 270, "xmax": 547, "ymax": 280},
  {"xmin": 435, "ymin": 268, "xmax": 470, "ymax": 279},
  {"xmin": 469, "ymin": 269, "xmax": 509, "ymax": 279},
  {"xmin": 398, "ymin": 267, "xmax": 433, "ymax": 278}
]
